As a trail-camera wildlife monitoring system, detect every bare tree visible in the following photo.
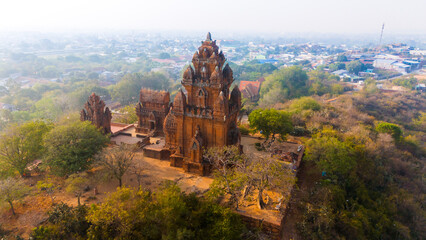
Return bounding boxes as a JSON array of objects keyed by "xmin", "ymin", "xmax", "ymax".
[
  {"xmin": 96, "ymin": 144, "xmax": 136, "ymax": 187},
  {"xmin": 239, "ymin": 156, "xmax": 295, "ymax": 210},
  {"xmin": 204, "ymin": 145, "xmax": 245, "ymax": 209},
  {"xmin": 130, "ymin": 160, "xmax": 145, "ymax": 189}
]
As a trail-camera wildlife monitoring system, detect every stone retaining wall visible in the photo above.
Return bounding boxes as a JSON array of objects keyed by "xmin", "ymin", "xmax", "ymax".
[{"xmin": 239, "ymin": 214, "xmax": 281, "ymax": 240}]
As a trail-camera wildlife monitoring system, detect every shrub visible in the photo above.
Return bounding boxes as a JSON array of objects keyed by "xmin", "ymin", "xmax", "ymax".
[
  {"xmin": 291, "ymin": 126, "xmax": 310, "ymax": 136},
  {"xmin": 238, "ymin": 124, "xmax": 251, "ymax": 135},
  {"xmin": 375, "ymin": 122, "xmax": 402, "ymax": 141},
  {"xmin": 289, "ymin": 97, "xmax": 321, "ymax": 113}
]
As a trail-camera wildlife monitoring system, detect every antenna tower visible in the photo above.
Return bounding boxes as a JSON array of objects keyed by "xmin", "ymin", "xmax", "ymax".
[{"xmin": 379, "ymin": 23, "xmax": 385, "ymax": 47}]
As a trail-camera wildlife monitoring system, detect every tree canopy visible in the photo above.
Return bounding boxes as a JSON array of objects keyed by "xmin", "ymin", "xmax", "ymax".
[
  {"xmin": 43, "ymin": 121, "xmax": 109, "ymax": 176},
  {"xmin": 260, "ymin": 66, "xmax": 309, "ymax": 102},
  {"xmin": 111, "ymin": 72, "xmax": 171, "ymax": 105},
  {"xmin": 289, "ymin": 97, "xmax": 321, "ymax": 113},
  {"xmin": 346, "ymin": 60, "xmax": 365, "ymax": 75},
  {"xmin": 0, "ymin": 120, "xmax": 52, "ymax": 176},
  {"xmin": 248, "ymin": 108, "xmax": 293, "ymax": 141},
  {"xmin": 32, "ymin": 183, "xmax": 246, "ymax": 240}
]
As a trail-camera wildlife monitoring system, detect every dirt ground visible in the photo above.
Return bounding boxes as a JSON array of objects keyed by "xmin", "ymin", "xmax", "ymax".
[
  {"xmin": 0, "ymin": 135, "xmax": 301, "ymax": 238},
  {"xmin": 0, "ymin": 151, "xmax": 213, "ymax": 238},
  {"xmin": 238, "ymin": 136, "xmax": 298, "ymax": 225}
]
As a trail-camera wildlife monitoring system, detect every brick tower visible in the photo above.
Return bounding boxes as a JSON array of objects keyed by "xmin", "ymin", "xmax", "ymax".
[
  {"xmin": 163, "ymin": 33, "xmax": 241, "ymax": 175},
  {"xmin": 80, "ymin": 93, "xmax": 112, "ymax": 134}
]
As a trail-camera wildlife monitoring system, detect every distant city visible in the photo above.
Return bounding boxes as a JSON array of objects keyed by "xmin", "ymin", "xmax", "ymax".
[{"xmin": 0, "ymin": 31, "xmax": 424, "ymax": 105}]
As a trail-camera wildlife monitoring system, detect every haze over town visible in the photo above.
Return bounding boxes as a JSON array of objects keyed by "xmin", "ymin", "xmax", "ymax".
[
  {"xmin": 0, "ymin": 1, "xmax": 425, "ymax": 240},
  {"xmin": 1, "ymin": 0, "xmax": 425, "ymax": 35}
]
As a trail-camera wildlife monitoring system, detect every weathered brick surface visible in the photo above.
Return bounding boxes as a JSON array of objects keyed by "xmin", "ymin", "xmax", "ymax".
[
  {"xmin": 163, "ymin": 33, "xmax": 242, "ymax": 175},
  {"xmin": 80, "ymin": 93, "xmax": 112, "ymax": 134}
]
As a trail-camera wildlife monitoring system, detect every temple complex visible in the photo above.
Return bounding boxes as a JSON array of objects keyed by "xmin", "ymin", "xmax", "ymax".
[
  {"xmin": 163, "ymin": 32, "xmax": 242, "ymax": 175},
  {"xmin": 80, "ymin": 93, "xmax": 112, "ymax": 134},
  {"xmin": 135, "ymin": 88, "xmax": 170, "ymax": 136}
]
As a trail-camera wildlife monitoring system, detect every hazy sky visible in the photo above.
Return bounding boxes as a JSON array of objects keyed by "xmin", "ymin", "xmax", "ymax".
[{"xmin": 0, "ymin": 0, "xmax": 425, "ymax": 35}]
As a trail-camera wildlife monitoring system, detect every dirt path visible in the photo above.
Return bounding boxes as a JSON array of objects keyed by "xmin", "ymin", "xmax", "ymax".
[{"xmin": 280, "ymin": 160, "xmax": 321, "ymax": 240}]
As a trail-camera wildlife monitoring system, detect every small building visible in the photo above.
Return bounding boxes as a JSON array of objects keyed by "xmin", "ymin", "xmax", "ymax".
[
  {"xmin": 402, "ymin": 60, "xmax": 420, "ymax": 70},
  {"xmin": 392, "ymin": 62, "xmax": 410, "ymax": 73},
  {"xmin": 332, "ymin": 69, "xmax": 349, "ymax": 77},
  {"xmin": 373, "ymin": 59, "xmax": 397, "ymax": 70},
  {"xmin": 415, "ymin": 84, "xmax": 426, "ymax": 91}
]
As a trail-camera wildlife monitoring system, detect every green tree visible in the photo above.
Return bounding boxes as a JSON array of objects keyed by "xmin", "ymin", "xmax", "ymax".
[
  {"xmin": 40, "ymin": 65, "xmax": 59, "ymax": 78},
  {"xmin": 413, "ymin": 111, "xmax": 426, "ymax": 131},
  {"xmin": 0, "ymin": 177, "xmax": 30, "ymax": 215},
  {"xmin": 309, "ymin": 80, "xmax": 330, "ymax": 95},
  {"xmin": 15, "ymin": 88, "xmax": 41, "ymax": 101},
  {"xmin": 37, "ymin": 179, "xmax": 57, "ymax": 205},
  {"xmin": 111, "ymin": 76, "xmax": 140, "ymax": 105},
  {"xmin": 33, "ymin": 97, "xmax": 63, "ymax": 121},
  {"xmin": 336, "ymin": 55, "xmax": 348, "ymax": 62},
  {"xmin": 96, "ymin": 144, "xmax": 136, "ymax": 187},
  {"xmin": 289, "ymin": 97, "xmax": 321, "ymax": 113},
  {"xmin": 328, "ymin": 62, "xmax": 346, "ymax": 72},
  {"xmin": 308, "ymin": 69, "xmax": 334, "ymax": 82},
  {"xmin": 70, "ymin": 84, "xmax": 110, "ymax": 109},
  {"xmin": 31, "ymin": 203, "xmax": 90, "ymax": 239},
  {"xmin": 258, "ymin": 88, "xmax": 288, "ymax": 107},
  {"xmin": 0, "ymin": 120, "xmax": 52, "ymax": 176},
  {"xmin": 65, "ymin": 173, "xmax": 90, "ymax": 206},
  {"xmin": 260, "ymin": 66, "xmax": 309, "ymax": 102},
  {"xmin": 249, "ymin": 108, "xmax": 293, "ymax": 141},
  {"xmin": 86, "ymin": 184, "xmax": 245, "ymax": 240},
  {"xmin": 364, "ymin": 78, "xmax": 378, "ymax": 93},
  {"xmin": 112, "ymin": 72, "xmax": 171, "ymax": 105},
  {"xmin": 346, "ymin": 60, "xmax": 364, "ymax": 75},
  {"xmin": 113, "ymin": 104, "xmax": 138, "ymax": 124},
  {"xmin": 331, "ymin": 83, "xmax": 344, "ymax": 95},
  {"xmin": 305, "ymin": 127, "xmax": 357, "ymax": 181},
  {"xmin": 43, "ymin": 121, "xmax": 109, "ymax": 176},
  {"xmin": 0, "ymin": 109, "xmax": 13, "ymax": 131},
  {"xmin": 158, "ymin": 52, "xmax": 171, "ymax": 59}
]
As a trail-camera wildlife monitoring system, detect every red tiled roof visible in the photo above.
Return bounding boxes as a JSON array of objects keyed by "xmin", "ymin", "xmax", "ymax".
[
  {"xmin": 151, "ymin": 58, "xmax": 176, "ymax": 64},
  {"xmin": 110, "ymin": 123, "xmax": 134, "ymax": 134},
  {"xmin": 239, "ymin": 81, "xmax": 261, "ymax": 91},
  {"xmin": 244, "ymin": 84, "xmax": 259, "ymax": 98}
]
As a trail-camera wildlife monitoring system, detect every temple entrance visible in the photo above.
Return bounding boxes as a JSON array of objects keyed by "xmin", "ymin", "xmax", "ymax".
[{"xmin": 148, "ymin": 112, "xmax": 156, "ymax": 132}]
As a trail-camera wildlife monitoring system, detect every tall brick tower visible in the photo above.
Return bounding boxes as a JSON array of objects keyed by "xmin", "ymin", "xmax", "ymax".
[
  {"xmin": 80, "ymin": 93, "xmax": 112, "ymax": 134},
  {"xmin": 163, "ymin": 33, "xmax": 241, "ymax": 175}
]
